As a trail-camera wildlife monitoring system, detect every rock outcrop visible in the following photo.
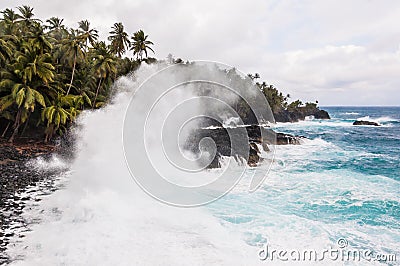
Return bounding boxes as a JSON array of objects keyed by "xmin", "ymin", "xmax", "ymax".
[
  {"xmin": 353, "ymin": 120, "xmax": 380, "ymax": 126},
  {"xmin": 185, "ymin": 125, "xmax": 304, "ymax": 168},
  {"xmin": 274, "ymin": 107, "xmax": 330, "ymax": 123},
  {"xmin": 276, "ymin": 132, "xmax": 304, "ymax": 145}
]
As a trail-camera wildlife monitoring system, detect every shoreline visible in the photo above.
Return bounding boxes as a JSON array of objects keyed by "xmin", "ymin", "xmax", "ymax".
[
  {"xmin": 0, "ymin": 139, "xmax": 61, "ymax": 264},
  {"xmin": 0, "ymin": 113, "xmax": 325, "ymax": 262}
]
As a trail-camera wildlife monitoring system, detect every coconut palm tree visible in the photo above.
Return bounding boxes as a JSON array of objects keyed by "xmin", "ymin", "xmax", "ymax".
[
  {"xmin": 108, "ymin": 22, "xmax": 130, "ymax": 57},
  {"xmin": 1, "ymin": 8, "xmax": 20, "ymax": 35},
  {"xmin": 27, "ymin": 25, "xmax": 53, "ymax": 55},
  {"xmin": 45, "ymin": 17, "xmax": 63, "ymax": 30},
  {"xmin": 0, "ymin": 38, "xmax": 13, "ymax": 65},
  {"xmin": 41, "ymin": 93, "xmax": 80, "ymax": 142},
  {"xmin": 78, "ymin": 19, "xmax": 98, "ymax": 49},
  {"xmin": 45, "ymin": 17, "xmax": 67, "ymax": 41},
  {"xmin": 0, "ymin": 5, "xmax": 161, "ymax": 140},
  {"xmin": 130, "ymin": 29, "xmax": 154, "ymax": 60},
  {"xmin": 16, "ymin": 42, "xmax": 55, "ymax": 84},
  {"xmin": 0, "ymin": 72, "xmax": 47, "ymax": 142},
  {"xmin": 61, "ymin": 30, "xmax": 85, "ymax": 95},
  {"xmin": 16, "ymin": 5, "xmax": 41, "ymax": 29},
  {"xmin": 91, "ymin": 41, "xmax": 117, "ymax": 107},
  {"xmin": 0, "ymin": 41, "xmax": 55, "ymax": 142}
]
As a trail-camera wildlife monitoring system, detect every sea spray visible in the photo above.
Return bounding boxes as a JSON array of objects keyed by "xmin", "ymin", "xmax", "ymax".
[
  {"xmin": 122, "ymin": 61, "xmax": 275, "ymax": 205},
  {"xmin": 6, "ymin": 68, "xmax": 400, "ymax": 266},
  {"xmin": 6, "ymin": 62, "xmax": 268, "ymax": 265}
]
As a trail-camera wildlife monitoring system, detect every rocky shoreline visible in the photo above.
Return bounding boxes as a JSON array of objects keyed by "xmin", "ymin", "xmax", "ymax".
[
  {"xmin": 0, "ymin": 121, "xmax": 308, "ymax": 263},
  {"xmin": 186, "ymin": 125, "xmax": 304, "ymax": 167},
  {"xmin": 0, "ymin": 139, "xmax": 64, "ymax": 264},
  {"xmin": 274, "ymin": 107, "xmax": 330, "ymax": 123}
]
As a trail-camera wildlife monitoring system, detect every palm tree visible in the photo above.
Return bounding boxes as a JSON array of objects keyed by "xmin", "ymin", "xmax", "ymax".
[
  {"xmin": 0, "ymin": 75, "xmax": 46, "ymax": 142},
  {"xmin": 78, "ymin": 19, "xmax": 98, "ymax": 49},
  {"xmin": 27, "ymin": 25, "xmax": 53, "ymax": 55},
  {"xmin": 61, "ymin": 30, "xmax": 85, "ymax": 95},
  {"xmin": 41, "ymin": 94, "xmax": 80, "ymax": 142},
  {"xmin": 74, "ymin": 66, "xmax": 96, "ymax": 101},
  {"xmin": 0, "ymin": 38, "xmax": 13, "ymax": 65},
  {"xmin": 0, "ymin": 41, "xmax": 55, "ymax": 142},
  {"xmin": 1, "ymin": 8, "xmax": 20, "ymax": 35},
  {"xmin": 16, "ymin": 42, "xmax": 55, "ymax": 84},
  {"xmin": 108, "ymin": 22, "xmax": 130, "ymax": 57},
  {"xmin": 45, "ymin": 17, "xmax": 63, "ymax": 30},
  {"xmin": 0, "ymin": 6, "xmax": 163, "ymax": 140},
  {"xmin": 16, "ymin": 5, "xmax": 41, "ymax": 29},
  {"xmin": 45, "ymin": 17, "xmax": 67, "ymax": 41},
  {"xmin": 130, "ymin": 29, "xmax": 154, "ymax": 60},
  {"xmin": 91, "ymin": 41, "xmax": 117, "ymax": 107}
]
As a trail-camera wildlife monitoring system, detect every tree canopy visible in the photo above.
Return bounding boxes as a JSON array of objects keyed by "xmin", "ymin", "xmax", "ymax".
[{"xmin": 0, "ymin": 6, "xmax": 155, "ymax": 142}]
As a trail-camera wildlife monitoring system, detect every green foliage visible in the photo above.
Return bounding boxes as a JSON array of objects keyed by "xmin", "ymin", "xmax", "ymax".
[
  {"xmin": 0, "ymin": 5, "xmax": 156, "ymax": 142},
  {"xmin": 130, "ymin": 29, "xmax": 154, "ymax": 61},
  {"xmin": 287, "ymin": 100, "xmax": 303, "ymax": 111},
  {"xmin": 108, "ymin": 22, "xmax": 130, "ymax": 57},
  {"xmin": 248, "ymin": 74, "xmax": 320, "ymax": 115}
]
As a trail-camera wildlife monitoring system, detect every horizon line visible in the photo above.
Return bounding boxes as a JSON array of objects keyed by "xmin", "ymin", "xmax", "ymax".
[{"xmin": 320, "ymin": 105, "xmax": 400, "ymax": 107}]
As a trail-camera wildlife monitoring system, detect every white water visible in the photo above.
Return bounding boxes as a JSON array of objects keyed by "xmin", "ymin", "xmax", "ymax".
[
  {"xmin": 222, "ymin": 116, "xmax": 241, "ymax": 128},
  {"xmin": 356, "ymin": 115, "xmax": 398, "ymax": 124},
  {"xmin": 6, "ymin": 64, "xmax": 260, "ymax": 265},
  {"xmin": 6, "ymin": 66, "xmax": 399, "ymax": 266}
]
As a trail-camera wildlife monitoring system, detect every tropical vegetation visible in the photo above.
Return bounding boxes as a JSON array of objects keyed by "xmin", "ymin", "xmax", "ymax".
[
  {"xmin": 248, "ymin": 73, "xmax": 321, "ymax": 119},
  {"xmin": 0, "ymin": 6, "xmax": 155, "ymax": 142},
  {"xmin": 0, "ymin": 6, "xmax": 321, "ymax": 142}
]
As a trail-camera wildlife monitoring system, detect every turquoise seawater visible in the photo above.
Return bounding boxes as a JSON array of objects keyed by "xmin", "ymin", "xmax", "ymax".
[{"xmin": 208, "ymin": 107, "xmax": 400, "ymax": 263}]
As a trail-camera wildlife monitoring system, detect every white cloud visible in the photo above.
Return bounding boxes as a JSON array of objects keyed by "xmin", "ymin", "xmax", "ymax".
[
  {"xmin": 1, "ymin": 0, "xmax": 400, "ymax": 105},
  {"xmin": 261, "ymin": 45, "xmax": 400, "ymax": 105}
]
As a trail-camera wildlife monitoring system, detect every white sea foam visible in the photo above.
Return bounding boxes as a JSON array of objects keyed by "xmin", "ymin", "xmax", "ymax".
[
  {"xmin": 26, "ymin": 155, "xmax": 69, "ymax": 171},
  {"xmin": 209, "ymin": 143, "xmax": 400, "ymax": 266},
  {"xmin": 222, "ymin": 116, "xmax": 241, "ymax": 128},
  {"xmin": 357, "ymin": 115, "xmax": 398, "ymax": 123},
  {"xmin": 274, "ymin": 119, "xmax": 354, "ymax": 129},
  {"xmin": 274, "ymin": 115, "xmax": 398, "ymax": 129},
  {"xmin": 344, "ymin": 112, "xmax": 360, "ymax": 115}
]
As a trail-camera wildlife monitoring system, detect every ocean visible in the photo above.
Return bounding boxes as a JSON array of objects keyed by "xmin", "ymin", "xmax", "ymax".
[
  {"xmin": 208, "ymin": 106, "xmax": 400, "ymax": 264},
  {"xmin": 4, "ymin": 66, "xmax": 399, "ymax": 266}
]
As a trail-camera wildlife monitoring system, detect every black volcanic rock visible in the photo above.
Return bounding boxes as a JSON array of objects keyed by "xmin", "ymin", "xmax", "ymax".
[
  {"xmin": 0, "ymin": 140, "xmax": 64, "ymax": 263},
  {"xmin": 185, "ymin": 125, "xmax": 304, "ymax": 168},
  {"xmin": 313, "ymin": 109, "xmax": 330, "ymax": 119},
  {"xmin": 276, "ymin": 132, "xmax": 304, "ymax": 145},
  {"xmin": 273, "ymin": 107, "xmax": 330, "ymax": 122},
  {"xmin": 353, "ymin": 120, "xmax": 380, "ymax": 126}
]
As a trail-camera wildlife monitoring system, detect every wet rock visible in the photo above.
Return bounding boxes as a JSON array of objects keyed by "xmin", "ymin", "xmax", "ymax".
[
  {"xmin": 0, "ymin": 139, "xmax": 65, "ymax": 264},
  {"xmin": 274, "ymin": 107, "xmax": 330, "ymax": 122},
  {"xmin": 276, "ymin": 133, "xmax": 303, "ymax": 145},
  {"xmin": 186, "ymin": 125, "xmax": 304, "ymax": 168},
  {"xmin": 353, "ymin": 120, "xmax": 380, "ymax": 126}
]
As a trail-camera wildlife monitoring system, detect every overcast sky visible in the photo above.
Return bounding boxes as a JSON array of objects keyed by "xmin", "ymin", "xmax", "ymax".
[{"xmin": 2, "ymin": 0, "xmax": 400, "ymax": 106}]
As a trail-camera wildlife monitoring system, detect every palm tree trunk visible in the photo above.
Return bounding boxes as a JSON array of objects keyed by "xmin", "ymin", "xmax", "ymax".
[
  {"xmin": 44, "ymin": 124, "xmax": 54, "ymax": 143},
  {"xmin": 9, "ymin": 109, "xmax": 22, "ymax": 143},
  {"xmin": 20, "ymin": 114, "xmax": 30, "ymax": 137},
  {"xmin": 66, "ymin": 53, "xmax": 77, "ymax": 95},
  {"xmin": 93, "ymin": 77, "xmax": 103, "ymax": 109},
  {"xmin": 1, "ymin": 122, "xmax": 10, "ymax": 138}
]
